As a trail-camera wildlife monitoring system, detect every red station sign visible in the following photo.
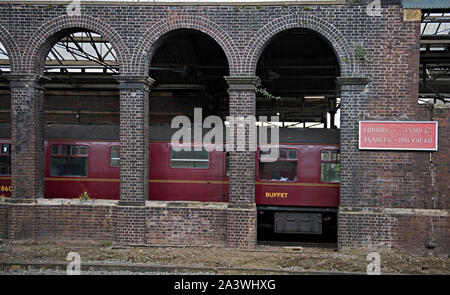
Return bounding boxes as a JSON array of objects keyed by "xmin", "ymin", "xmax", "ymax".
[{"xmin": 359, "ymin": 121, "xmax": 438, "ymax": 151}]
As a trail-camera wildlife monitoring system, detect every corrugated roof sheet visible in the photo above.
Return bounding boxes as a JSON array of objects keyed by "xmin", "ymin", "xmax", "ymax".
[{"xmin": 402, "ymin": 0, "xmax": 450, "ymax": 9}]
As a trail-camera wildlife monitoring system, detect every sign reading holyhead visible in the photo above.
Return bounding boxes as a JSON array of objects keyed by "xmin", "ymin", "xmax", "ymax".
[{"xmin": 359, "ymin": 121, "xmax": 439, "ymax": 151}]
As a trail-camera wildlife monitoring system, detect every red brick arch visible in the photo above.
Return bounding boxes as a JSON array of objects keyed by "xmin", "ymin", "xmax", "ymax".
[
  {"xmin": 244, "ymin": 14, "xmax": 358, "ymax": 76},
  {"xmin": 131, "ymin": 15, "xmax": 238, "ymax": 76},
  {"xmin": 0, "ymin": 24, "xmax": 19, "ymax": 73},
  {"xmin": 22, "ymin": 15, "xmax": 129, "ymax": 74}
]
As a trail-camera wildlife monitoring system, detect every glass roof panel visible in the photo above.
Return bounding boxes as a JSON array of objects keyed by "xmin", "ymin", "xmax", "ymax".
[
  {"xmin": 0, "ymin": 43, "xmax": 7, "ymax": 60},
  {"xmin": 45, "ymin": 31, "xmax": 118, "ymax": 73}
]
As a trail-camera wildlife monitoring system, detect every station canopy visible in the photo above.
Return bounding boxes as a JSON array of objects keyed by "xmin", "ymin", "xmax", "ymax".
[
  {"xmin": 0, "ymin": 31, "xmax": 118, "ymax": 90},
  {"xmin": 419, "ymin": 9, "xmax": 450, "ymax": 104},
  {"xmin": 402, "ymin": 0, "xmax": 450, "ymax": 9}
]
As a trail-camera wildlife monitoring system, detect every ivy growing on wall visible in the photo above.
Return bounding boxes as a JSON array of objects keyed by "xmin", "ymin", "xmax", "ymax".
[
  {"xmin": 354, "ymin": 44, "xmax": 372, "ymax": 63},
  {"xmin": 254, "ymin": 86, "xmax": 281, "ymax": 101}
]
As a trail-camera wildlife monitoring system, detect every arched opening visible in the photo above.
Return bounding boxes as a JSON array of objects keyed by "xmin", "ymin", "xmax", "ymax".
[
  {"xmin": 255, "ymin": 28, "xmax": 341, "ymax": 245},
  {"xmin": 0, "ymin": 41, "xmax": 10, "ymax": 123},
  {"xmin": 0, "ymin": 41, "xmax": 11, "ymax": 198},
  {"xmin": 43, "ymin": 30, "xmax": 119, "ymax": 124},
  {"xmin": 148, "ymin": 29, "xmax": 229, "ymax": 124},
  {"xmin": 0, "ymin": 41, "xmax": 10, "ymax": 73},
  {"xmin": 419, "ymin": 11, "xmax": 450, "ymax": 105},
  {"xmin": 40, "ymin": 30, "xmax": 120, "ymax": 199},
  {"xmin": 147, "ymin": 28, "xmax": 230, "ymax": 202},
  {"xmin": 256, "ymin": 28, "xmax": 340, "ymax": 128}
]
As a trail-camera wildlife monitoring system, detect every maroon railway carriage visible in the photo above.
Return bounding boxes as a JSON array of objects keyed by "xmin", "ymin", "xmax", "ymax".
[{"xmin": 0, "ymin": 124, "xmax": 340, "ymax": 239}]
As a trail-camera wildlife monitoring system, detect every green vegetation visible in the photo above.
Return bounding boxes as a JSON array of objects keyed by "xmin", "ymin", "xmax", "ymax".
[
  {"xmin": 99, "ymin": 240, "xmax": 113, "ymax": 247},
  {"xmin": 79, "ymin": 189, "xmax": 90, "ymax": 201},
  {"xmin": 254, "ymin": 86, "xmax": 281, "ymax": 101},
  {"xmin": 354, "ymin": 44, "xmax": 372, "ymax": 63}
]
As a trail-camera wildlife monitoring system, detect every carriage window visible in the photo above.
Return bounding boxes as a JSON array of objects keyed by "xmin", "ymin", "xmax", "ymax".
[
  {"xmin": 51, "ymin": 145, "xmax": 60, "ymax": 155},
  {"xmin": 50, "ymin": 144, "xmax": 89, "ymax": 177},
  {"xmin": 110, "ymin": 146, "xmax": 120, "ymax": 167},
  {"xmin": 0, "ymin": 144, "xmax": 11, "ymax": 175},
  {"xmin": 225, "ymin": 152, "xmax": 230, "ymax": 176},
  {"xmin": 259, "ymin": 148, "xmax": 298, "ymax": 181},
  {"xmin": 170, "ymin": 148, "xmax": 209, "ymax": 169},
  {"xmin": 321, "ymin": 150, "xmax": 340, "ymax": 183}
]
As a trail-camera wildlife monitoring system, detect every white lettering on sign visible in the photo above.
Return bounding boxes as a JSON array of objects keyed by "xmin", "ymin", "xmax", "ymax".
[{"xmin": 359, "ymin": 121, "xmax": 438, "ymax": 151}]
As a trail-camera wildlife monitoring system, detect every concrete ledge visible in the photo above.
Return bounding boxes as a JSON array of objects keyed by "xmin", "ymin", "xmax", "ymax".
[
  {"xmin": 2, "ymin": 198, "xmax": 229, "ymax": 210},
  {"xmin": 117, "ymin": 200, "xmax": 146, "ymax": 207},
  {"xmin": 227, "ymin": 203, "xmax": 256, "ymax": 210},
  {"xmin": 146, "ymin": 200, "xmax": 228, "ymax": 210},
  {"xmin": 339, "ymin": 206, "xmax": 450, "ymax": 217},
  {"xmin": 37, "ymin": 198, "xmax": 118, "ymax": 206},
  {"xmin": 224, "ymin": 76, "xmax": 261, "ymax": 91}
]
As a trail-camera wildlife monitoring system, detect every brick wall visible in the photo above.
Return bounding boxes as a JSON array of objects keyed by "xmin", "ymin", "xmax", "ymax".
[
  {"xmin": 4, "ymin": 201, "xmax": 117, "ymax": 241},
  {"xmin": 431, "ymin": 107, "xmax": 449, "ymax": 210},
  {"xmin": 146, "ymin": 205, "xmax": 227, "ymax": 246},
  {"xmin": 43, "ymin": 92, "xmax": 119, "ymax": 125},
  {"xmin": 117, "ymin": 78, "xmax": 152, "ymax": 207},
  {"xmin": 338, "ymin": 6, "xmax": 429, "ymax": 209},
  {"xmin": 0, "ymin": 92, "xmax": 10, "ymax": 123},
  {"xmin": 9, "ymin": 76, "xmax": 45, "ymax": 200},
  {"xmin": 226, "ymin": 79, "xmax": 258, "ymax": 248},
  {"xmin": 339, "ymin": 207, "xmax": 450, "ymax": 254},
  {"xmin": 35, "ymin": 204, "xmax": 116, "ymax": 241},
  {"xmin": 338, "ymin": 209, "xmax": 396, "ymax": 250},
  {"xmin": 116, "ymin": 206, "xmax": 147, "ymax": 244},
  {"xmin": 7, "ymin": 203, "xmax": 37, "ymax": 239},
  {"xmin": 227, "ymin": 205, "xmax": 257, "ymax": 248},
  {"xmin": 0, "ymin": 1, "xmax": 448, "ymax": 253},
  {"xmin": 0, "ymin": 91, "xmax": 215, "ymax": 126},
  {"xmin": 0, "ymin": 203, "xmax": 8, "ymax": 239},
  {"xmin": 394, "ymin": 214, "xmax": 449, "ymax": 254},
  {"xmin": 2, "ymin": 200, "xmax": 228, "ymax": 246}
]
